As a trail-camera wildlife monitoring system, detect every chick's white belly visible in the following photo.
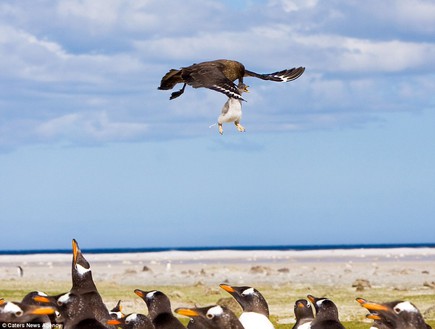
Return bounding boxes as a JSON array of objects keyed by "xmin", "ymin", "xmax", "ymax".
[{"xmin": 218, "ymin": 99, "xmax": 242, "ymax": 124}]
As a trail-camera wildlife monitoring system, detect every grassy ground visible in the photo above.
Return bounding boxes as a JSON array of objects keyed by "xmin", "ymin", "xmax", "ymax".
[{"xmin": 1, "ymin": 278, "xmax": 434, "ymax": 328}]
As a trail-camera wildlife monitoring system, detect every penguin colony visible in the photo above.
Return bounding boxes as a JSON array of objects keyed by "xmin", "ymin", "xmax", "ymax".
[{"xmin": 0, "ymin": 240, "xmax": 432, "ymax": 329}]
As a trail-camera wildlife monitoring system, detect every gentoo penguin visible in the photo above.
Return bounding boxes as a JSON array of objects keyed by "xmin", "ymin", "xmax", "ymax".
[
  {"xmin": 32, "ymin": 292, "xmax": 66, "ymax": 325},
  {"xmin": 107, "ymin": 313, "xmax": 155, "ymax": 329},
  {"xmin": 21, "ymin": 291, "xmax": 57, "ymax": 324},
  {"xmin": 177, "ymin": 311, "xmax": 213, "ymax": 329},
  {"xmin": 31, "ymin": 240, "xmax": 112, "ymax": 329},
  {"xmin": 356, "ymin": 298, "xmax": 394, "ymax": 329},
  {"xmin": 21, "ymin": 291, "xmax": 49, "ymax": 305},
  {"xmin": 35, "ymin": 292, "xmax": 112, "ymax": 329},
  {"xmin": 217, "ymin": 83, "xmax": 249, "ymax": 135},
  {"xmin": 175, "ymin": 305, "xmax": 245, "ymax": 329},
  {"xmin": 69, "ymin": 239, "xmax": 112, "ymax": 328},
  {"xmin": 0, "ymin": 301, "xmax": 55, "ymax": 325},
  {"xmin": 307, "ymin": 295, "xmax": 345, "ymax": 329},
  {"xmin": 134, "ymin": 289, "xmax": 185, "ymax": 329},
  {"xmin": 110, "ymin": 300, "xmax": 125, "ymax": 319},
  {"xmin": 292, "ymin": 299, "xmax": 315, "ymax": 329},
  {"xmin": 356, "ymin": 298, "xmax": 431, "ymax": 329},
  {"xmin": 219, "ymin": 283, "xmax": 274, "ymax": 329},
  {"xmin": 159, "ymin": 59, "xmax": 305, "ymax": 100}
]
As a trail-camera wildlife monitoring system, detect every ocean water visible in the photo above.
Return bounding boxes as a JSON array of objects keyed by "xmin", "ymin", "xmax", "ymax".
[{"xmin": 0, "ymin": 243, "xmax": 434, "ymax": 255}]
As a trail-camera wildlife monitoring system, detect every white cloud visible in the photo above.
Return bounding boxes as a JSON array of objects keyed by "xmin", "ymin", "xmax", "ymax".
[
  {"xmin": 57, "ymin": 0, "xmax": 121, "ymax": 30},
  {"xmin": 269, "ymin": 0, "xmax": 319, "ymax": 12},
  {"xmin": 340, "ymin": 39, "xmax": 435, "ymax": 72},
  {"xmin": 373, "ymin": 0, "xmax": 435, "ymax": 34},
  {"xmin": 292, "ymin": 32, "xmax": 435, "ymax": 73},
  {"xmin": 0, "ymin": 23, "xmax": 149, "ymax": 85},
  {"xmin": 35, "ymin": 112, "xmax": 149, "ymax": 142}
]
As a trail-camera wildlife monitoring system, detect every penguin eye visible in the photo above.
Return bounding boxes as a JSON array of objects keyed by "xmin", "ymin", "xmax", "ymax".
[
  {"xmin": 57, "ymin": 301, "xmax": 63, "ymax": 306},
  {"xmin": 206, "ymin": 313, "xmax": 214, "ymax": 319},
  {"xmin": 56, "ymin": 311, "xmax": 61, "ymax": 318},
  {"xmin": 15, "ymin": 310, "xmax": 23, "ymax": 317},
  {"xmin": 394, "ymin": 307, "xmax": 401, "ymax": 314}
]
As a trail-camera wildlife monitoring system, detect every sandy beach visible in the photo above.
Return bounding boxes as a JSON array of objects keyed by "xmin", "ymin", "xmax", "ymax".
[
  {"xmin": 1, "ymin": 247, "xmax": 435, "ymax": 324},
  {"xmin": 1, "ymin": 247, "xmax": 435, "ymax": 286}
]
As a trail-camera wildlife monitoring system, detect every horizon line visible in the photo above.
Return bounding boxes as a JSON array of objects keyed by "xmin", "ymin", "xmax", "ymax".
[{"xmin": 1, "ymin": 242, "xmax": 434, "ymax": 256}]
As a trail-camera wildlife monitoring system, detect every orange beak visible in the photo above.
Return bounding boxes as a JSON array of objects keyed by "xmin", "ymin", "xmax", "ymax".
[
  {"xmin": 307, "ymin": 295, "xmax": 316, "ymax": 303},
  {"xmin": 175, "ymin": 308, "xmax": 200, "ymax": 317},
  {"xmin": 107, "ymin": 319, "xmax": 121, "ymax": 325},
  {"xmin": 367, "ymin": 313, "xmax": 382, "ymax": 320},
  {"xmin": 30, "ymin": 307, "xmax": 55, "ymax": 315},
  {"xmin": 134, "ymin": 289, "xmax": 145, "ymax": 298},
  {"xmin": 360, "ymin": 302, "xmax": 389, "ymax": 312},
  {"xmin": 297, "ymin": 301, "xmax": 305, "ymax": 308},
  {"xmin": 219, "ymin": 284, "xmax": 235, "ymax": 293},
  {"xmin": 33, "ymin": 296, "xmax": 51, "ymax": 303},
  {"xmin": 72, "ymin": 239, "xmax": 79, "ymax": 264}
]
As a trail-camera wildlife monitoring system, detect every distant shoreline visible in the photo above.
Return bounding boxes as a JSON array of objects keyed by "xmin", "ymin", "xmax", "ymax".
[
  {"xmin": 1, "ymin": 246, "xmax": 435, "ymax": 289},
  {"xmin": 1, "ymin": 242, "xmax": 434, "ymax": 255}
]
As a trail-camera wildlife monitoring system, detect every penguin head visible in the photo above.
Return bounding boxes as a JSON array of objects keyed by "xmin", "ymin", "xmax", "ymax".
[
  {"xmin": 307, "ymin": 295, "xmax": 339, "ymax": 320},
  {"xmin": 294, "ymin": 299, "xmax": 314, "ymax": 320},
  {"xmin": 387, "ymin": 301, "xmax": 426, "ymax": 328},
  {"xmin": 21, "ymin": 291, "xmax": 49, "ymax": 305},
  {"xmin": 219, "ymin": 284, "xmax": 269, "ymax": 317},
  {"xmin": 176, "ymin": 305, "xmax": 241, "ymax": 329},
  {"xmin": 356, "ymin": 298, "xmax": 400, "ymax": 329},
  {"xmin": 71, "ymin": 239, "xmax": 97, "ymax": 293},
  {"xmin": 134, "ymin": 289, "xmax": 172, "ymax": 316},
  {"xmin": 108, "ymin": 313, "xmax": 153, "ymax": 329},
  {"xmin": 109, "ymin": 300, "xmax": 125, "ymax": 319},
  {"xmin": 72, "ymin": 239, "xmax": 91, "ymax": 275}
]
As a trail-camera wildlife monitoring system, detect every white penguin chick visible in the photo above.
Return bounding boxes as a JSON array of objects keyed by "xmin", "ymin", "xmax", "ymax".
[{"xmin": 217, "ymin": 83, "xmax": 249, "ymax": 135}]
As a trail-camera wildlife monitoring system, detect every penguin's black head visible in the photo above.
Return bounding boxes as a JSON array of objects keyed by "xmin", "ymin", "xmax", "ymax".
[
  {"xmin": 107, "ymin": 313, "xmax": 154, "ymax": 329},
  {"xmin": 307, "ymin": 295, "xmax": 339, "ymax": 320},
  {"xmin": 176, "ymin": 305, "xmax": 241, "ymax": 329},
  {"xmin": 21, "ymin": 291, "xmax": 49, "ymax": 306},
  {"xmin": 220, "ymin": 284, "xmax": 269, "ymax": 317},
  {"xmin": 294, "ymin": 299, "xmax": 314, "ymax": 320},
  {"xmin": 356, "ymin": 298, "xmax": 397, "ymax": 329},
  {"xmin": 71, "ymin": 239, "xmax": 96, "ymax": 293},
  {"xmin": 390, "ymin": 301, "xmax": 428, "ymax": 329},
  {"xmin": 72, "ymin": 239, "xmax": 91, "ymax": 273},
  {"xmin": 134, "ymin": 289, "xmax": 172, "ymax": 316},
  {"xmin": 358, "ymin": 299, "xmax": 427, "ymax": 329},
  {"xmin": 109, "ymin": 300, "xmax": 124, "ymax": 319}
]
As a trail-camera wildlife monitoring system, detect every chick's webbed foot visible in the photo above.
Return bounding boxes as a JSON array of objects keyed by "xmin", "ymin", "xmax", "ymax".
[{"xmin": 235, "ymin": 122, "xmax": 245, "ymax": 132}]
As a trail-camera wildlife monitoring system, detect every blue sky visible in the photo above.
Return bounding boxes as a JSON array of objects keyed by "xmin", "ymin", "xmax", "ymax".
[{"xmin": 1, "ymin": 0, "xmax": 434, "ymax": 250}]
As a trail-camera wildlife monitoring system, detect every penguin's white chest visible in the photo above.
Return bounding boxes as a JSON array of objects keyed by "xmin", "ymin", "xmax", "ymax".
[
  {"xmin": 298, "ymin": 322, "xmax": 312, "ymax": 329},
  {"xmin": 218, "ymin": 98, "xmax": 242, "ymax": 124},
  {"xmin": 239, "ymin": 312, "xmax": 275, "ymax": 329}
]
